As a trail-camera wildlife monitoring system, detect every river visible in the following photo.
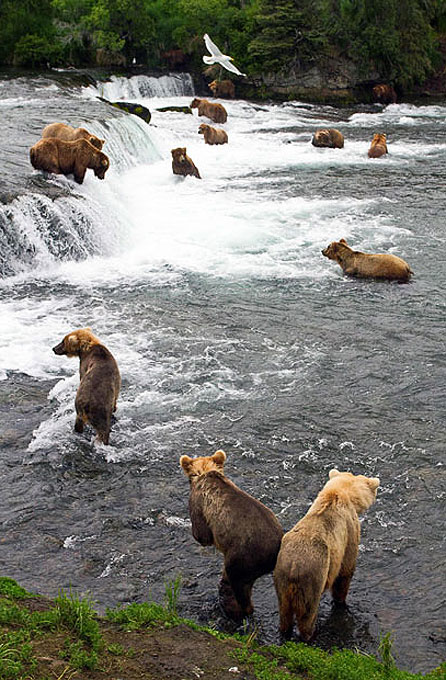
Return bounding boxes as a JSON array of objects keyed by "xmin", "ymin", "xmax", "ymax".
[{"xmin": 0, "ymin": 69, "xmax": 445, "ymax": 673}]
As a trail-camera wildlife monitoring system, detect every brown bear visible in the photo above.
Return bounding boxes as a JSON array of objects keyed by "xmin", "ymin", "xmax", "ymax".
[
  {"xmin": 171, "ymin": 147, "xmax": 201, "ymax": 179},
  {"xmin": 30, "ymin": 138, "xmax": 110, "ymax": 184},
  {"xmin": 42, "ymin": 122, "xmax": 105, "ymax": 150},
  {"xmin": 321, "ymin": 238, "xmax": 413, "ymax": 282},
  {"xmin": 180, "ymin": 450, "xmax": 283, "ymax": 620},
  {"xmin": 274, "ymin": 469, "xmax": 380, "ymax": 641},
  {"xmin": 190, "ymin": 98, "xmax": 228, "ymax": 124},
  {"xmin": 311, "ymin": 128, "xmax": 344, "ymax": 149},
  {"xmin": 208, "ymin": 79, "xmax": 235, "ymax": 99},
  {"xmin": 198, "ymin": 123, "xmax": 228, "ymax": 146},
  {"xmin": 53, "ymin": 328, "xmax": 121, "ymax": 445},
  {"xmin": 373, "ymin": 84, "xmax": 397, "ymax": 104},
  {"xmin": 368, "ymin": 133, "xmax": 388, "ymax": 158}
]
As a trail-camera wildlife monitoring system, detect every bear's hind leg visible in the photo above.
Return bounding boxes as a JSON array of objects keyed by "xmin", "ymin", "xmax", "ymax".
[
  {"xmin": 331, "ymin": 572, "xmax": 353, "ymax": 604},
  {"xmin": 277, "ymin": 590, "xmax": 294, "ymax": 638},
  {"xmin": 74, "ymin": 415, "xmax": 84, "ymax": 433},
  {"xmin": 218, "ymin": 570, "xmax": 244, "ymax": 621}
]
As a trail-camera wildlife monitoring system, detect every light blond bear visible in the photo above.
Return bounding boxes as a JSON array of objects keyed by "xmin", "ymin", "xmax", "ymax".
[
  {"xmin": 190, "ymin": 97, "xmax": 228, "ymax": 124},
  {"xmin": 53, "ymin": 328, "xmax": 121, "ymax": 445},
  {"xmin": 198, "ymin": 123, "xmax": 228, "ymax": 146},
  {"xmin": 322, "ymin": 238, "xmax": 413, "ymax": 282},
  {"xmin": 30, "ymin": 137, "xmax": 109, "ymax": 184},
  {"xmin": 274, "ymin": 469, "xmax": 380, "ymax": 641},
  {"xmin": 368, "ymin": 133, "xmax": 388, "ymax": 158},
  {"xmin": 42, "ymin": 122, "xmax": 105, "ymax": 150},
  {"xmin": 180, "ymin": 450, "xmax": 283, "ymax": 621},
  {"xmin": 311, "ymin": 128, "xmax": 344, "ymax": 149}
]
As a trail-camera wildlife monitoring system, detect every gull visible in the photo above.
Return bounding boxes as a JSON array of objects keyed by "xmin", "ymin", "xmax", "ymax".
[{"xmin": 203, "ymin": 33, "xmax": 246, "ymax": 77}]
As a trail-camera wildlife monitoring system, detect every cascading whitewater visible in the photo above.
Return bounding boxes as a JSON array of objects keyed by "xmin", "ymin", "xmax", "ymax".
[{"xmin": 85, "ymin": 73, "xmax": 195, "ymax": 101}]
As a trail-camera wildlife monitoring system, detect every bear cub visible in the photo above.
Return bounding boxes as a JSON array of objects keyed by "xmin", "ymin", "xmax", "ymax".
[{"xmin": 180, "ymin": 450, "xmax": 283, "ymax": 620}]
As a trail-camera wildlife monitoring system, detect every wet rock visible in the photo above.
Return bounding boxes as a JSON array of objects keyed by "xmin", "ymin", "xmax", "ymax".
[{"xmin": 97, "ymin": 96, "xmax": 151, "ymax": 123}]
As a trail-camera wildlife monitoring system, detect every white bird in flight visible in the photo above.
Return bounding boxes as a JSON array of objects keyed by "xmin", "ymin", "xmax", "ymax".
[{"xmin": 203, "ymin": 33, "xmax": 246, "ymax": 77}]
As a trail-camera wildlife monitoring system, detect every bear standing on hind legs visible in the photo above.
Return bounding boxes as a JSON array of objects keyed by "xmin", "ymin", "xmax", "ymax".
[
  {"xmin": 180, "ymin": 450, "xmax": 283, "ymax": 620},
  {"xmin": 53, "ymin": 328, "xmax": 121, "ymax": 445}
]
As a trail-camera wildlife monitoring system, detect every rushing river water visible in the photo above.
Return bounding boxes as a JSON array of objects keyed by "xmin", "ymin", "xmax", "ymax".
[{"xmin": 0, "ymin": 69, "xmax": 445, "ymax": 673}]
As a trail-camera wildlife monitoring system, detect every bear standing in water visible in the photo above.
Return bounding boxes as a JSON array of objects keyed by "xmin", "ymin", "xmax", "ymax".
[{"xmin": 180, "ymin": 450, "xmax": 283, "ymax": 620}]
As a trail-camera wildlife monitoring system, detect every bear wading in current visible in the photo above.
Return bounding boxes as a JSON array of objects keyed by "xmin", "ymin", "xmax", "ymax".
[
  {"xmin": 180, "ymin": 450, "xmax": 283, "ymax": 620},
  {"xmin": 311, "ymin": 128, "xmax": 344, "ymax": 149},
  {"xmin": 53, "ymin": 328, "xmax": 121, "ymax": 445},
  {"xmin": 198, "ymin": 123, "xmax": 228, "ymax": 146},
  {"xmin": 190, "ymin": 97, "xmax": 228, "ymax": 124},
  {"xmin": 368, "ymin": 132, "xmax": 388, "ymax": 158},
  {"xmin": 322, "ymin": 238, "xmax": 413, "ymax": 282},
  {"xmin": 42, "ymin": 122, "xmax": 105, "ymax": 150},
  {"xmin": 208, "ymin": 79, "xmax": 235, "ymax": 99},
  {"xmin": 171, "ymin": 147, "xmax": 201, "ymax": 179},
  {"xmin": 274, "ymin": 469, "xmax": 380, "ymax": 641},
  {"xmin": 30, "ymin": 137, "xmax": 110, "ymax": 184}
]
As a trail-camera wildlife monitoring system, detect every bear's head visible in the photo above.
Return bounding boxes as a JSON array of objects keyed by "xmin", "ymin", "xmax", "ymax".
[
  {"xmin": 180, "ymin": 450, "xmax": 226, "ymax": 479},
  {"xmin": 321, "ymin": 238, "xmax": 351, "ymax": 261},
  {"xmin": 171, "ymin": 147, "xmax": 188, "ymax": 164},
  {"xmin": 312, "ymin": 129, "xmax": 331, "ymax": 147},
  {"xmin": 190, "ymin": 98, "xmax": 202, "ymax": 109},
  {"xmin": 53, "ymin": 327, "xmax": 101, "ymax": 357},
  {"xmin": 89, "ymin": 135, "xmax": 105, "ymax": 150},
  {"xmin": 371, "ymin": 133, "xmax": 387, "ymax": 146},
  {"xmin": 198, "ymin": 124, "xmax": 210, "ymax": 135},
  {"xmin": 93, "ymin": 151, "xmax": 110, "ymax": 179},
  {"xmin": 324, "ymin": 469, "xmax": 380, "ymax": 513},
  {"xmin": 208, "ymin": 80, "xmax": 218, "ymax": 95}
]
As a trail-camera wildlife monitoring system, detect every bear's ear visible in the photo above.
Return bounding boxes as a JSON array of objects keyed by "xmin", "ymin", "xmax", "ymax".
[
  {"xmin": 180, "ymin": 455, "xmax": 193, "ymax": 476},
  {"xmin": 65, "ymin": 333, "xmax": 79, "ymax": 353},
  {"xmin": 212, "ymin": 450, "xmax": 226, "ymax": 468},
  {"xmin": 329, "ymin": 468, "xmax": 340, "ymax": 478},
  {"xmin": 339, "ymin": 238, "xmax": 348, "ymax": 245},
  {"xmin": 367, "ymin": 476, "xmax": 380, "ymax": 491}
]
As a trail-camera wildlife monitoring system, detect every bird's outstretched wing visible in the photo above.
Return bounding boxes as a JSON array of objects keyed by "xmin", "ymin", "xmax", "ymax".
[
  {"xmin": 204, "ymin": 33, "xmax": 223, "ymax": 57},
  {"xmin": 220, "ymin": 60, "xmax": 246, "ymax": 77}
]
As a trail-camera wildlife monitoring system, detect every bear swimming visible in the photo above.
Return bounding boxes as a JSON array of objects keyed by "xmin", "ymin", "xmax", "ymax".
[
  {"xmin": 321, "ymin": 238, "xmax": 413, "ymax": 282},
  {"xmin": 368, "ymin": 133, "xmax": 388, "ymax": 158},
  {"xmin": 274, "ymin": 469, "xmax": 380, "ymax": 641},
  {"xmin": 171, "ymin": 147, "xmax": 201, "ymax": 179},
  {"xmin": 190, "ymin": 98, "xmax": 228, "ymax": 124},
  {"xmin": 311, "ymin": 128, "xmax": 344, "ymax": 149},
  {"xmin": 53, "ymin": 328, "xmax": 121, "ymax": 445},
  {"xmin": 30, "ymin": 137, "xmax": 110, "ymax": 184},
  {"xmin": 198, "ymin": 123, "xmax": 228, "ymax": 146},
  {"xmin": 180, "ymin": 450, "xmax": 283, "ymax": 620},
  {"xmin": 42, "ymin": 122, "xmax": 105, "ymax": 150}
]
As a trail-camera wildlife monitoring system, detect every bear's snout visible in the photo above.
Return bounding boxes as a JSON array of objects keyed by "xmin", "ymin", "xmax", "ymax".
[{"xmin": 53, "ymin": 341, "xmax": 66, "ymax": 355}]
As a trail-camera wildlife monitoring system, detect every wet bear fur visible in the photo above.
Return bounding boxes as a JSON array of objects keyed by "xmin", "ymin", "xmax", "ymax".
[
  {"xmin": 30, "ymin": 137, "xmax": 110, "ymax": 184},
  {"xmin": 53, "ymin": 328, "xmax": 121, "ymax": 445},
  {"xmin": 311, "ymin": 128, "xmax": 344, "ymax": 149},
  {"xmin": 274, "ymin": 469, "xmax": 380, "ymax": 641},
  {"xmin": 208, "ymin": 79, "xmax": 235, "ymax": 99},
  {"xmin": 190, "ymin": 97, "xmax": 228, "ymax": 124},
  {"xmin": 368, "ymin": 133, "xmax": 388, "ymax": 158},
  {"xmin": 180, "ymin": 450, "xmax": 283, "ymax": 620},
  {"xmin": 322, "ymin": 238, "xmax": 413, "ymax": 282},
  {"xmin": 198, "ymin": 123, "xmax": 228, "ymax": 145},
  {"xmin": 171, "ymin": 147, "xmax": 201, "ymax": 179},
  {"xmin": 42, "ymin": 122, "xmax": 105, "ymax": 150}
]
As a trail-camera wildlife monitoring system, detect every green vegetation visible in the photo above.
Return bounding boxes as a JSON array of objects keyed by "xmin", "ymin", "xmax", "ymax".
[
  {"xmin": 0, "ymin": 576, "xmax": 445, "ymax": 680},
  {"xmin": 0, "ymin": 0, "xmax": 446, "ymax": 92}
]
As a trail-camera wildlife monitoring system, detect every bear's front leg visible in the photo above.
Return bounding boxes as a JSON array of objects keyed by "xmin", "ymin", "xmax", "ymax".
[{"xmin": 74, "ymin": 414, "xmax": 84, "ymax": 433}]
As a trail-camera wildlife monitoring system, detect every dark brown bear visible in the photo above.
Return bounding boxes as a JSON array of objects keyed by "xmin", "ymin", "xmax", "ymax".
[
  {"xmin": 42, "ymin": 122, "xmax": 105, "ymax": 150},
  {"xmin": 208, "ymin": 79, "xmax": 235, "ymax": 99},
  {"xmin": 311, "ymin": 128, "xmax": 344, "ymax": 149},
  {"xmin": 53, "ymin": 328, "xmax": 121, "ymax": 445},
  {"xmin": 190, "ymin": 98, "xmax": 228, "ymax": 124},
  {"xmin": 30, "ymin": 137, "xmax": 110, "ymax": 184},
  {"xmin": 180, "ymin": 450, "xmax": 283, "ymax": 620},
  {"xmin": 171, "ymin": 147, "xmax": 201, "ymax": 179},
  {"xmin": 373, "ymin": 84, "xmax": 397, "ymax": 104}
]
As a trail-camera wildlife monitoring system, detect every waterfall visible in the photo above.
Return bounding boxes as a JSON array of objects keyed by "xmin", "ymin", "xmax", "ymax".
[{"xmin": 85, "ymin": 73, "xmax": 195, "ymax": 101}]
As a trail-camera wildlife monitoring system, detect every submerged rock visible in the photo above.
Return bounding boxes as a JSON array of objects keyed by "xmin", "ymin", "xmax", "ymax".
[{"xmin": 97, "ymin": 96, "xmax": 151, "ymax": 123}]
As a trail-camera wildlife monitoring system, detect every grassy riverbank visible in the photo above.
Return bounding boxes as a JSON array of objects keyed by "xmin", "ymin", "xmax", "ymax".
[{"xmin": 0, "ymin": 577, "xmax": 444, "ymax": 680}]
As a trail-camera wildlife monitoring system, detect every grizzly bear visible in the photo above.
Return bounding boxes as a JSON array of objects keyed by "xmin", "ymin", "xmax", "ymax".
[
  {"xmin": 53, "ymin": 328, "xmax": 121, "ymax": 445},
  {"xmin": 30, "ymin": 138, "xmax": 110, "ymax": 184},
  {"xmin": 373, "ymin": 84, "xmax": 397, "ymax": 104},
  {"xmin": 311, "ymin": 128, "xmax": 344, "ymax": 149},
  {"xmin": 180, "ymin": 450, "xmax": 283, "ymax": 620},
  {"xmin": 368, "ymin": 133, "xmax": 388, "ymax": 158},
  {"xmin": 208, "ymin": 79, "xmax": 235, "ymax": 99},
  {"xmin": 42, "ymin": 122, "xmax": 105, "ymax": 150},
  {"xmin": 321, "ymin": 238, "xmax": 413, "ymax": 282},
  {"xmin": 274, "ymin": 469, "xmax": 380, "ymax": 641},
  {"xmin": 198, "ymin": 123, "xmax": 228, "ymax": 146},
  {"xmin": 171, "ymin": 147, "xmax": 201, "ymax": 179},
  {"xmin": 190, "ymin": 98, "xmax": 228, "ymax": 124}
]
